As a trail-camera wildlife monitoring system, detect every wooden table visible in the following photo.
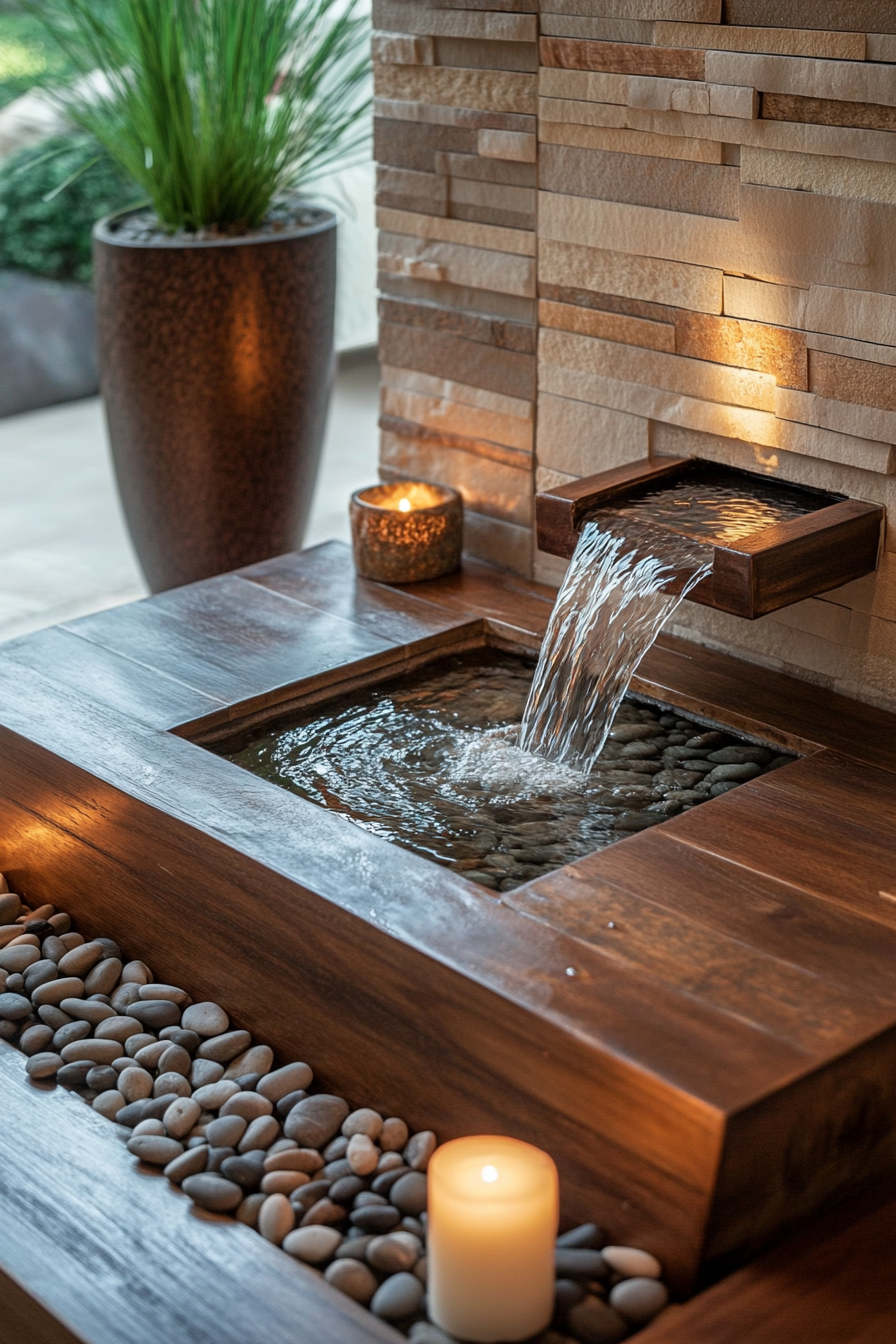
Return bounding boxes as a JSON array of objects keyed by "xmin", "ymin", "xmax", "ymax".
[{"xmin": 0, "ymin": 542, "xmax": 894, "ymax": 1310}]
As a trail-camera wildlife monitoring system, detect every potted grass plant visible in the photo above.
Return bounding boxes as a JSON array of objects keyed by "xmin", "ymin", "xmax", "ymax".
[{"xmin": 25, "ymin": 0, "xmax": 370, "ymax": 591}]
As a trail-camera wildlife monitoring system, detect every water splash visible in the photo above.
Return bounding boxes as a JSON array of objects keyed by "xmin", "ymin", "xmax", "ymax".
[{"xmin": 519, "ymin": 514, "xmax": 713, "ymax": 772}]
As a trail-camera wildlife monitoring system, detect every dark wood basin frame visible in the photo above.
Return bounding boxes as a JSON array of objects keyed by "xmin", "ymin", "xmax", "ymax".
[
  {"xmin": 535, "ymin": 456, "xmax": 884, "ymax": 618},
  {"xmin": 1, "ymin": 542, "xmax": 896, "ymax": 1335}
]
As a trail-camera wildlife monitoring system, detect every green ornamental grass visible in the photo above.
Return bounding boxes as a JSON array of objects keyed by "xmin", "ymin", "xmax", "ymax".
[{"xmin": 23, "ymin": 0, "xmax": 371, "ymax": 233}]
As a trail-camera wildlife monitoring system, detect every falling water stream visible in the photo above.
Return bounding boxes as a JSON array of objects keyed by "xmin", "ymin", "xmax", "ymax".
[{"xmin": 519, "ymin": 476, "xmax": 814, "ymax": 770}]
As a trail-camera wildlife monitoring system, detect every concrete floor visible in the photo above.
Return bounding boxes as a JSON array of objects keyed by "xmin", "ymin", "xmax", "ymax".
[{"xmin": 0, "ymin": 355, "xmax": 380, "ymax": 643}]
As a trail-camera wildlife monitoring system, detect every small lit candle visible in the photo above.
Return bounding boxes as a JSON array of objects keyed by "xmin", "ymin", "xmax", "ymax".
[
  {"xmin": 429, "ymin": 1136, "xmax": 559, "ymax": 1343},
  {"xmin": 350, "ymin": 480, "xmax": 463, "ymax": 583}
]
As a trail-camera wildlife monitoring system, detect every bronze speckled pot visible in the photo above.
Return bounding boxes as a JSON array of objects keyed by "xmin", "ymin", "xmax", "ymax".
[{"xmin": 93, "ymin": 206, "xmax": 336, "ymax": 592}]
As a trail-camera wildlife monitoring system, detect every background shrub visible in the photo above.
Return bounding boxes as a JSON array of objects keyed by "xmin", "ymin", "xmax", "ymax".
[{"xmin": 0, "ymin": 131, "xmax": 136, "ymax": 282}]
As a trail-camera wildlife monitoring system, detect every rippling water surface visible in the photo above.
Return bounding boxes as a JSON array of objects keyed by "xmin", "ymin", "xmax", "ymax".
[{"xmin": 224, "ymin": 652, "xmax": 791, "ymax": 892}]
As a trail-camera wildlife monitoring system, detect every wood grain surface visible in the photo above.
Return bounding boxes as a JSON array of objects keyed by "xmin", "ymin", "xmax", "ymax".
[{"xmin": 0, "ymin": 1044, "xmax": 399, "ymax": 1344}]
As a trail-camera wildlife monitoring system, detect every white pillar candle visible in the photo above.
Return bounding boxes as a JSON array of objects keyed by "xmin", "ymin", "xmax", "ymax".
[{"xmin": 428, "ymin": 1135, "xmax": 559, "ymax": 1343}]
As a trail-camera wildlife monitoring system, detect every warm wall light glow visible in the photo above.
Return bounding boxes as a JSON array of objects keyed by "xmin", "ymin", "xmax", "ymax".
[
  {"xmin": 429, "ymin": 1136, "xmax": 558, "ymax": 1343},
  {"xmin": 398, "ymin": 497, "xmax": 411, "ymax": 512}
]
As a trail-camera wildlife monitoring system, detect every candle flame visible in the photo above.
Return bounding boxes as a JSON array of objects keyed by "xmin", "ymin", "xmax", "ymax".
[
  {"xmin": 481, "ymin": 1164, "xmax": 499, "ymax": 1183},
  {"xmin": 398, "ymin": 497, "xmax": 412, "ymax": 512}
]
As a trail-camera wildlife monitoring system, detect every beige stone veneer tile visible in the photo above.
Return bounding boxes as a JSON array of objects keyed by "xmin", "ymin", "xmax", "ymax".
[
  {"xmin": 539, "ymin": 67, "xmax": 630, "ymax": 104},
  {"xmin": 539, "ymin": 143, "xmax": 741, "ymax": 218},
  {"xmin": 655, "ymin": 23, "xmax": 866, "ymax": 60},
  {"xmin": 378, "ymin": 232, "xmax": 535, "ymax": 298},
  {"xmin": 806, "ymin": 333, "xmax": 896, "ymax": 371},
  {"xmin": 478, "ymin": 129, "xmax": 537, "ymax": 161},
  {"xmin": 372, "ymin": 32, "xmax": 434, "ymax": 66},
  {"xmin": 377, "ymin": 207, "xmax": 535, "ymax": 257},
  {"xmin": 380, "ymin": 430, "xmax": 533, "ymax": 526},
  {"xmin": 546, "ymin": 1, "xmax": 721, "ymax": 18},
  {"xmin": 372, "ymin": 4, "xmax": 538, "ymax": 45},
  {"xmin": 723, "ymin": 276, "xmax": 809, "ymax": 328},
  {"xmin": 539, "ymin": 15, "xmax": 656, "ymax": 44},
  {"xmin": 624, "ymin": 104, "xmax": 896, "ymax": 165},
  {"xmin": 534, "ymin": 547, "xmax": 570, "ymax": 588},
  {"xmin": 823, "ymin": 551, "xmax": 896, "ymax": 622},
  {"xmin": 539, "ymin": 240, "xmax": 723, "ymax": 313},
  {"xmin": 541, "ymin": 328, "xmax": 777, "ymax": 411},
  {"xmin": 537, "ymin": 392, "xmax": 649, "ymax": 476},
  {"xmin": 539, "ymin": 190, "xmax": 896, "ymax": 295},
  {"xmin": 449, "ymin": 177, "xmax": 535, "ymax": 216},
  {"xmin": 381, "ymin": 384, "xmax": 534, "ymax": 453},
  {"xmin": 539, "ymin": 358, "xmax": 895, "ymax": 474},
  {"xmin": 805, "ymin": 287, "xmax": 896, "ymax": 348},
  {"xmin": 538, "ymin": 119, "xmax": 724, "ymax": 162},
  {"xmin": 776, "ymin": 388, "xmax": 896, "ymax": 452},
  {"xmin": 742, "ymin": 147, "xmax": 896, "ymax": 206},
  {"xmin": 704, "ymin": 52, "xmax": 896, "ymax": 109},
  {"xmin": 374, "ymin": 66, "xmax": 537, "ymax": 116},
  {"xmin": 374, "ymin": 98, "xmax": 536, "ymax": 134},
  {"xmin": 539, "ymin": 96, "xmax": 629, "ymax": 129},
  {"xmin": 867, "ymin": 34, "xmax": 896, "ymax": 62},
  {"xmin": 539, "ymin": 299, "xmax": 676, "ymax": 352},
  {"xmin": 628, "ymin": 76, "xmax": 709, "ymax": 114},
  {"xmin": 381, "ymin": 364, "xmax": 534, "ymax": 424}
]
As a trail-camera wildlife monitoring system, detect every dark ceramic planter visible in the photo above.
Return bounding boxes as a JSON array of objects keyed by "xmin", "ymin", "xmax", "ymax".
[{"xmin": 93, "ymin": 206, "xmax": 337, "ymax": 592}]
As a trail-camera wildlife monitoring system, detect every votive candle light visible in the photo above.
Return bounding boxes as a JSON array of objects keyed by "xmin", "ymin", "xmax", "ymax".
[{"xmin": 428, "ymin": 1135, "xmax": 559, "ymax": 1342}]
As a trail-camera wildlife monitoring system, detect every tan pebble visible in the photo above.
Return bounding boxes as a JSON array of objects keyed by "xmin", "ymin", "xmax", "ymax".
[
  {"xmin": 57, "ymin": 941, "xmax": 106, "ymax": 978},
  {"xmin": 223, "ymin": 1044, "xmax": 274, "ymax": 1080},
  {"xmin": 25, "ymin": 1051, "xmax": 63, "ymax": 1079},
  {"xmin": 119, "ymin": 1066, "xmax": 155, "ymax": 1103},
  {"xmin": 164, "ymin": 1145, "xmax": 208, "ymax": 1183},
  {"xmin": 128, "ymin": 1134, "xmax": 184, "ymax": 1166},
  {"xmin": 195, "ymin": 1030, "xmax": 251, "ymax": 1063},
  {"xmin": 300, "ymin": 1198, "xmax": 345, "ymax": 1228},
  {"xmin": 325, "ymin": 1258, "xmax": 377, "ymax": 1304},
  {"xmin": 342, "ymin": 1108, "xmax": 383, "ymax": 1141},
  {"xmin": 180, "ymin": 1001, "xmax": 229, "ymax": 1036},
  {"xmin": 124, "ymin": 1033, "xmax": 157, "ymax": 1058},
  {"xmin": 93, "ymin": 1090, "xmax": 126, "ymax": 1120},
  {"xmin": 264, "ymin": 1148, "xmax": 324, "ymax": 1174},
  {"xmin": 601, "ymin": 1246, "xmax": 663, "ymax": 1279},
  {"xmin": 158, "ymin": 1044, "xmax": 192, "ymax": 1076},
  {"xmin": 192, "ymin": 1079, "xmax": 240, "ymax": 1110},
  {"xmin": 379, "ymin": 1118, "xmax": 409, "ymax": 1152},
  {"xmin": 134, "ymin": 1040, "xmax": 169, "ymax": 1069},
  {"xmin": 32, "ymin": 976, "xmax": 84, "ymax": 1007},
  {"xmin": 403, "ymin": 1131, "xmax": 436, "ymax": 1171},
  {"xmin": 60, "ymin": 1039, "xmax": 122, "ymax": 1065},
  {"xmin": 347, "ymin": 1133, "xmax": 380, "ymax": 1176},
  {"xmin": 0, "ymin": 945, "xmax": 39, "ymax": 973},
  {"xmin": 112, "ymin": 984, "xmax": 142, "ymax": 1014},
  {"xmin": 58, "ymin": 933, "xmax": 83, "ymax": 951},
  {"xmin": 139, "ymin": 983, "xmax": 190, "ymax": 1005},
  {"xmin": 190, "ymin": 1058, "xmax": 224, "ymax": 1089},
  {"xmin": 282, "ymin": 1225, "xmax": 342, "ymax": 1264},
  {"xmin": 0, "ymin": 891, "xmax": 20, "ymax": 924},
  {"xmin": 256, "ymin": 1061, "xmax": 313, "ymax": 1102},
  {"xmin": 219, "ymin": 1093, "xmax": 273, "ymax": 1121},
  {"xmin": 27, "ymin": 903, "xmax": 55, "ymax": 920},
  {"xmin": 164, "ymin": 1097, "xmax": 201, "ymax": 1140},
  {"xmin": 60, "ymin": 998, "xmax": 115, "ymax": 1024},
  {"xmin": 377, "ymin": 1151, "xmax": 405, "ymax": 1173},
  {"xmin": 133, "ymin": 1118, "xmax": 166, "ymax": 1136},
  {"xmin": 95, "ymin": 1015, "xmax": 143, "ymax": 1043},
  {"xmin": 153, "ymin": 1071, "xmax": 191, "ymax": 1099},
  {"xmin": 259, "ymin": 1192, "xmax": 295, "ymax": 1245},
  {"xmin": 239, "ymin": 1115, "xmax": 280, "ymax": 1152},
  {"xmin": 120, "ymin": 960, "xmax": 152, "ymax": 985},
  {"xmin": 261, "ymin": 1170, "xmax": 310, "ymax": 1195},
  {"xmin": 266, "ymin": 1137, "xmax": 297, "ymax": 1155},
  {"xmin": 47, "ymin": 913, "xmax": 71, "ymax": 935},
  {"xmin": 84, "ymin": 958, "xmax": 122, "ymax": 997}
]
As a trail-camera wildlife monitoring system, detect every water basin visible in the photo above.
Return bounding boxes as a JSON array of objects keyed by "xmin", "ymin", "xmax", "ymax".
[{"xmin": 217, "ymin": 649, "xmax": 795, "ymax": 891}]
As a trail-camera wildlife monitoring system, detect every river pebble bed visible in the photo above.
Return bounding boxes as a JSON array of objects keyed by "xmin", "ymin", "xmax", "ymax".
[
  {"xmin": 0, "ymin": 880, "xmax": 670, "ymax": 1344},
  {"xmin": 223, "ymin": 651, "xmax": 796, "ymax": 892}
]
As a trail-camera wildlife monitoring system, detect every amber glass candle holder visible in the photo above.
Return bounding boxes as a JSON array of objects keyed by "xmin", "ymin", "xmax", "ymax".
[{"xmin": 350, "ymin": 481, "xmax": 463, "ymax": 583}]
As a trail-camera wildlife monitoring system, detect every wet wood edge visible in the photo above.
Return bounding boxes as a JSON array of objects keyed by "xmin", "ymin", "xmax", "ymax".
[{"xmin": 0, "ymin": 1044, "xmax": 401, "ymax": 1344}]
